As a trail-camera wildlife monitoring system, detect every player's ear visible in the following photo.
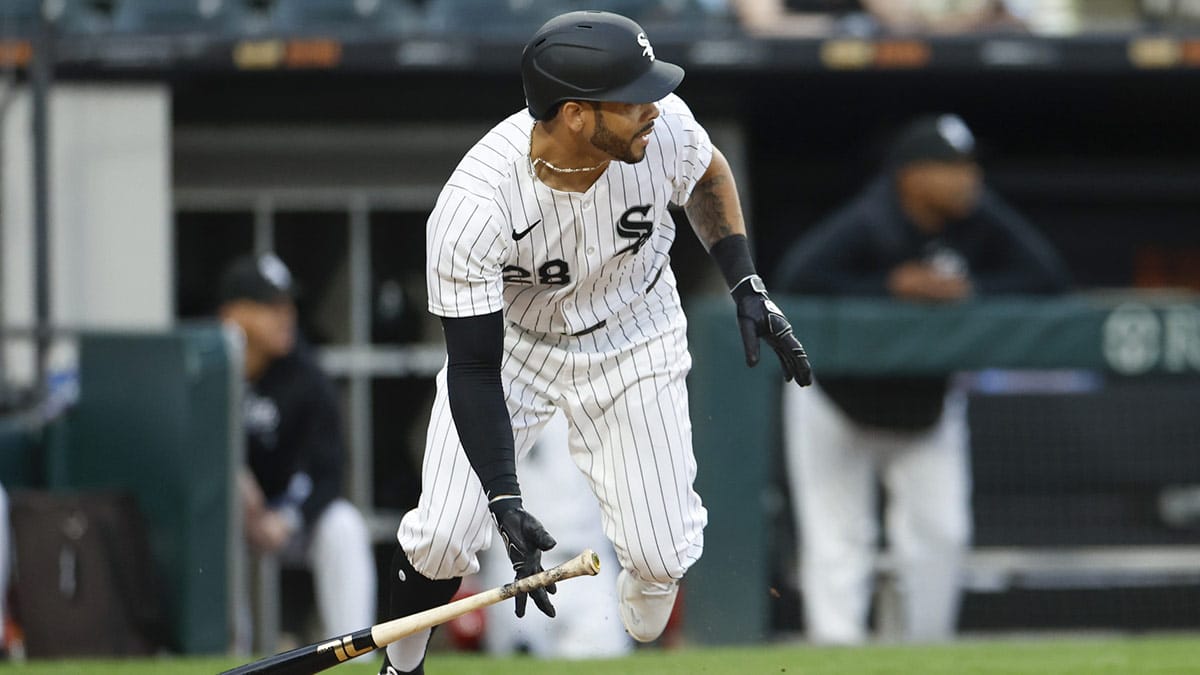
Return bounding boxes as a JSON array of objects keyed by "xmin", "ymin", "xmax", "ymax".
[{"xmin": 560, "ymin": 101, "xmax": 589, "ymax": 133}]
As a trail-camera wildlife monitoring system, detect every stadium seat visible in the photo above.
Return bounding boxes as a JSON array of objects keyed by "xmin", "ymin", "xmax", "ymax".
[
  {"xmin": 423, "ymin": 0, "xmax": 727, "ymax": 40},
  {"xmin": 0, "ymin": 0, "xmax": 111, "ymax": 36},
  {"xmin": 423, "ymin": 0, "xmax": 565, "ymax": 37},
  {"xmin": 0, "ymin": 0, "xmax": 39, "ymax": 37},
  {"xmin": 585, "ymin": 0, "xmax": 730, "ymax": 33},
  {"xmin": 111, "ymin": 0, "xmax": 247, "ymax": 35},
  {"xmin": 269, "ymin": 0, "xmax": 420, "ymax": 36},
  {"xmin": 587, "ymin": 0, "xmax": 689, "ymax": 21}
]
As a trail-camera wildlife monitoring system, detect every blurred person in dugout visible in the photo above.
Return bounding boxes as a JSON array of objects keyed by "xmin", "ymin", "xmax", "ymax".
[
  {"xmin": 218, "ymin": 253, "xmax": 376, "ymax": 640},
  {"xmin": 774, "ymin": 114, "xmax": 1070, "ymax": 644},
  {"xmin": 730, "ymin": 0, "xmax": 1030, "ymax": 37},
  {"xmin": 478, "ymin": 411, "xmax": 633, "ymax": 660}
]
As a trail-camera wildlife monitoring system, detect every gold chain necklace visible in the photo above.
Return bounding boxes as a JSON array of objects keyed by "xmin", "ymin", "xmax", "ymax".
[{"xmin": 528, "ymin": 121, "xmax": 609, "ymax": 175}]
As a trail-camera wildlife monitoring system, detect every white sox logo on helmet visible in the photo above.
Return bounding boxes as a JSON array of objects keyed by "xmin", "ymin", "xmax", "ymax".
[{"xmin": 636, "ymin": 32, "xmax": 655, "ymax": 61}]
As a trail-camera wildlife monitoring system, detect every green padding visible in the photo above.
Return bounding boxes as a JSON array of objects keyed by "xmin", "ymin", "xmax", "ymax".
[
  {"xmin": 0, "ymin": 414, "xmax": 42, "ymax": 488},
  {"xmin": 48, "ymin": 326, "xmax": 235, "ymax": 654},
  {"xmin": 775, "ymin": 297, "xmax": 1101, "ymax": 374},
  {"xmin": 684, "ymin": 295, "xmax": 778, "ymax": 645},
  {"xmin": 682, "ymin": 293, "xmax": 1200, "ymax": 644},
  {"xmin": 773, "ymin": 294, "xmax": 1200, "ymax": 375}
]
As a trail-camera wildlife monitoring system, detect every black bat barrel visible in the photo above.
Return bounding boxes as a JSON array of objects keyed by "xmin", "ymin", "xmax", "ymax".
[{"xmin": 220, "ymin": 628, "xmax": 379, "ymax": 675}]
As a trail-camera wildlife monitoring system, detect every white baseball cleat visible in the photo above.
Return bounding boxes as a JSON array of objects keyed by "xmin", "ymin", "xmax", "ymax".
[{"xmin": 617, "ymin": 568, "xmax": 679, "ymax": 643}]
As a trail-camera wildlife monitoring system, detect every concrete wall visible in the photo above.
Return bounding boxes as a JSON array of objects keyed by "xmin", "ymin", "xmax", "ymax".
[{"xmin": 2, "ymin": 83, "xmax": 170, "ymax": 390}]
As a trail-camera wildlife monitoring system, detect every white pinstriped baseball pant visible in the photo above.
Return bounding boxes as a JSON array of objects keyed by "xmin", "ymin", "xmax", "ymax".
[{"xmin": 396, "ymin": 311, "xmax": 707, "ymax": 588}]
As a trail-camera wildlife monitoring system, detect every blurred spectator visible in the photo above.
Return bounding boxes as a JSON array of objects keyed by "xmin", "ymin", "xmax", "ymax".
[
  {"xmin": 730, "ymin": 0, "xmax": 1028, "ymax": 37},
  {"xmin": 1140, "ymin": 0, "xmax": 1200, "ymax": 30},
  {"xmin": 774, "ymin": 114, "xmax": 1069, "ymax": 644},
  {"xmin": 219, "ymin": 253, "xmax": 376, "ymax": 641},
  {"xmin": 901, "ymin": 0, "xmax": 1030, "ymax": 33},
  {"xmin": 730, "ymin": 0, "xmax": 891, "ymax": 37},
  {"xmin": 479, "ymin": 412, "xmax": 633, "ymax": 660}
]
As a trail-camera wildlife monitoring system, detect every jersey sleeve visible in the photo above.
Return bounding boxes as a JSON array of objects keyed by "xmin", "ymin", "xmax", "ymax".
[
  {"xmin": 426, "ymin": 185, "xmax": 509, "ymax": 318},
  {"xmin": 658, "ymin": 93, "xmax": 714, "ymax": 206}
]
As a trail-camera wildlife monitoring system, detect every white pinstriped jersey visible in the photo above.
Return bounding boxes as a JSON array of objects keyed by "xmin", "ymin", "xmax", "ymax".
[{"xmin": 426, "ymin": 94, "xmax": 714, "ymax": 335}]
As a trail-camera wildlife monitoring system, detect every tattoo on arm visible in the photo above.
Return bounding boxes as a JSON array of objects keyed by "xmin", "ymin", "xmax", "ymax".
[{"xmin": 685, "ymin": 160, "xmax": 746, "ymax": 250}]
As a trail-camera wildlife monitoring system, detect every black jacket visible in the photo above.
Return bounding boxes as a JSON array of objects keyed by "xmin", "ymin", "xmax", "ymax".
[
  {"xmin": 774, "ymin": 176, "xmax": 1070, "ymax": 429},
  {"xmin": 244, "ymin": 344, "xmax": 345, "ymax": 528},
  {"xmin": 776, "ymin": 177, "xmax": 1070, "ymax": 297}
]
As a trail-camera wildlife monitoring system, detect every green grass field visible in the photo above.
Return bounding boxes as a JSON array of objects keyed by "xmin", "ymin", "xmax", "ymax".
[{"xmin": 5, "ymin": 635, "xmax": 1199, "ymax": 674}]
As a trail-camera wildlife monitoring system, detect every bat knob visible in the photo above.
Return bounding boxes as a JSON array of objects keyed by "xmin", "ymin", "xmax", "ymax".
[{"xmin": 584, "ymin": 549, "xmax": 601, "ymax": 575}]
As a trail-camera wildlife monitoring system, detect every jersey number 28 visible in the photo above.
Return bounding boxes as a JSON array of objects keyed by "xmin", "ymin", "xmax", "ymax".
[{"xmin": 503, "ymin": 259, "xmax": 571, "ymax": 286}]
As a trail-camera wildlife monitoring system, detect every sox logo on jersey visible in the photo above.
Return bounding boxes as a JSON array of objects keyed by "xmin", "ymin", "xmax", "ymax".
[{"xmin": 616, "ymin": 205, "xmax": 654, "ymax": 255}]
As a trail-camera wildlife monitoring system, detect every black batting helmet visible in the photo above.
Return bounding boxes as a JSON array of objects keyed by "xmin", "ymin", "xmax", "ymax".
[{"xmin": 521, "ymin": 11, "xmax": 685, "ymax": 121}]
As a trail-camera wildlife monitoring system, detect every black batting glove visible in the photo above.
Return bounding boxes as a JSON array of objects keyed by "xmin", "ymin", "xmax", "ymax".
[
  {"xmin": 732, "ymin": 275, "xmax": 813, "ymax": 387},
  {"xmin": 489, "ymin": 497, "xmax": 557, "ymax": 618}
]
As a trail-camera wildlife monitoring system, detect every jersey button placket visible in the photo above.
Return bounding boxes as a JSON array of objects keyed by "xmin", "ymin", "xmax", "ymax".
[{"xmin": 562, "ymin": 299, "xmax": 580, "ymax": 333}]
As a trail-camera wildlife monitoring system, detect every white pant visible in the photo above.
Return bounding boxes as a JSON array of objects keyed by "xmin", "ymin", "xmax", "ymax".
[
  {"xmin": 398, "ymin": 315, "xmax": 706, "ymax": 585},
  {"xmin": 782, "ymin": 382, "xmax": 971, "ymax": 644},
  {"xmin": 282, "ymin": 498, "xmax": 377, "ymax": 638}
]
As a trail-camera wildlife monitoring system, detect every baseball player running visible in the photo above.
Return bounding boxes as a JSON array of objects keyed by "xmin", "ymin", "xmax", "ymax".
[{"xmin": 379, "ymin": 11, "xmax": 811, "ymax": 674}]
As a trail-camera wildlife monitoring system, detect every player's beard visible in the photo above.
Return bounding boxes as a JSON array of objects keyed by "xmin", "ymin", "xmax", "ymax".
[{"xmin": 590, "ymin": 110, "xmax": 648, "ymax": 164}]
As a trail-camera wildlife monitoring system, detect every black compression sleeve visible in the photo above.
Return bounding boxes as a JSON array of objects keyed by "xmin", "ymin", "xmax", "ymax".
[
  {"xmin": 710, "ymin": 234, "xmax": 758, "ymax": 290},
  {"xmin": 442, "ymin": 312, "xmax": 521, "ymax": 501}
]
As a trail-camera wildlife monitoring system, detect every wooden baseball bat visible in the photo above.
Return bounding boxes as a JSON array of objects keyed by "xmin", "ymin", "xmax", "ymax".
[{"xmin": 220, "ymin": 549, "xmax": 601, "ymax": 675}]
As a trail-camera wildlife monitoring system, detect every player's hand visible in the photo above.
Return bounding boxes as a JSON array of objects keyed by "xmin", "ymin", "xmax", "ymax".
[
  {"xmin": 490, "ymin": 499, "xmax": 557, "ymax": 618},
  {"xmin": 246, "ymin": 509, "xmax": 295, "ymax": 553},
  {"xmin": 732, "ymin": 275, "xmax": 813, "ymax": 387},
  {"xmin": 240, "ymin": 470, "xmax": 295, "ymax": 553}
]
